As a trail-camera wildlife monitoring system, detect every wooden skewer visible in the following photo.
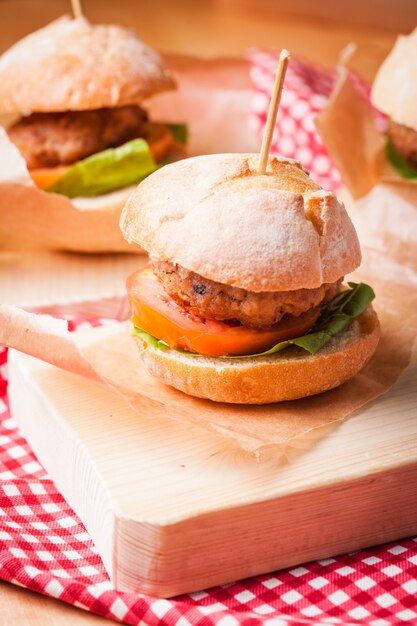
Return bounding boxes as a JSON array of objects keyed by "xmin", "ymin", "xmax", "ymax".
[
  {"xmin": 71, "ymin": 0, "xmax": 84, "ymax": 18},
  {"xmin": 257, "ymin": 49, "xmax": 291, "ymax": 175}
]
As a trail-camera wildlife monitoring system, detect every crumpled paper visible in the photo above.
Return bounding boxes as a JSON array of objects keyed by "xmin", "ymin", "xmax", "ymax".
[
  {"xmin": 316, "ymin": 63, "xmax": 417, "ymax": 200},
  {"xmin": 1, "ymin": 228, "xmax": 416, "ymax": 455},
  {"xmin": 316, "ymin": 65, "xmax": 417, "ymax": 291}
]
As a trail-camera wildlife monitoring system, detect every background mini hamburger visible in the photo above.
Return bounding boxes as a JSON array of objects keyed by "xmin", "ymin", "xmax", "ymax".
[
  {"xmin": 0, "ymin": 15, "xmax": 186, "ymax": 211},
  {"xmin": 120, "ymin": 153, "xmax": 380, "ymax": 404},
  {"xmin": 371, "ymin": 28, "xmax": 417, "ymax": 179}
]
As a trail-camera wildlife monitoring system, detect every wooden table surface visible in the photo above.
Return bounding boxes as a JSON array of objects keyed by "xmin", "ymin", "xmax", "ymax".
[{"xmin": 0, "ymin": 0, "xmax": 402, "ymax": 623}]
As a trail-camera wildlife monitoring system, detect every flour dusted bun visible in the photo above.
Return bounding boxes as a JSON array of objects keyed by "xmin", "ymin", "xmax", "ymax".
[
  {"xmin": 121, "ymin": 154, "xmax": 361, "ymax": 292},
  {"xmin": 0, "ymin": 16, "xmax": 175, "ymax": 114},
  {"xmin": 133, "ymin": 307, "xmax": 380, "ymax": 404},
  {"xmin": 371, "ymin": 28, "xmax": 417, "ymax": 130}
]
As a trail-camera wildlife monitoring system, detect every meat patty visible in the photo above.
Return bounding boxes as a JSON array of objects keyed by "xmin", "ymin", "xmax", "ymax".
[
  {"xmin": 8, "ymin": 105, "xmax": 149, "ymax": 169},
  {"xmin": 152, "ymin": 260, "xmax": 342, "ymax": 329},
  {"xmin": 388, "ymin": 119, "xmax": 417, "ymax": 168}
]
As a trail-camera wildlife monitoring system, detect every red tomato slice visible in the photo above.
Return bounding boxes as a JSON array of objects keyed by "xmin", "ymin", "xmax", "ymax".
[
  {"xmin": 127, "ymin": 268, "xmax": 320, "ymax": 357},
  {"xmin": 30, "ymin": 165, "xmax": 70, "ymax": 190},
  {"xmin": 146, "ymin": 124, "xmax": 174, "ymax": 162}
]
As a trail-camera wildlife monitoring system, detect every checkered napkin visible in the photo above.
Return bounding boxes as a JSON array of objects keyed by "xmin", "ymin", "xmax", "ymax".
[
  {"xmin": 248, "ymin": 49, "xmax": 339, "ymax": 191},
  {"xmin": 1, "ymin": 321, "xmax": 417, "ymax": 625},
  {"xmin": 249, "ymin": 49, "xmax": 374, "ymax": 192}
]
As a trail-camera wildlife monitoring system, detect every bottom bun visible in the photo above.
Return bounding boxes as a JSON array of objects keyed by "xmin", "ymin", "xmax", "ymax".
[
  {"xmin": 71, "ymin": 184, "xmax": 136, "ymax": 212},
  {"xmin": 133, "ymin": 306, "xmax": 380, "ymax": 404}
]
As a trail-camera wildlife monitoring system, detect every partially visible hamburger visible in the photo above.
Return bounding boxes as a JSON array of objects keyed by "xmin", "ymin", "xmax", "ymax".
[
  {"xmin": 371, "ymin": 28, "xmax": 417, "ymax": 174},
  {"xmin": 0, "ymin": 16, "xmax": 185, "ymax": 211},
  {"xmin": 120, "ymin": 154, "xmax": 380, "ymax": 404}
]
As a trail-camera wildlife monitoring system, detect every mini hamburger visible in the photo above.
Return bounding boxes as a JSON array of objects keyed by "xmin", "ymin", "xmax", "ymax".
[
  {"xmin": 371, "ymin": 28, "xmax": 417, "ymax": 178},
  {"xmin": 120, "ymin": 154, "xmax": 380, "ymax": 404},
  {"xmin": 0, "ymin": 16, "xmax": 185, "ymax": 210}
]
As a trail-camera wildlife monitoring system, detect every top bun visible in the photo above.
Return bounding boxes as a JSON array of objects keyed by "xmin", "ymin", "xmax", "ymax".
[
  {"xmin": 0, "ymin": 16, "xmax": 175, "ymax": 114},
  {"xmin": 371, "ymin": 28, "xmax": 417, "ymax": 130},
  {"xmin": 120, "ymin": 154, "xmax": 361, "ymax": 292}
]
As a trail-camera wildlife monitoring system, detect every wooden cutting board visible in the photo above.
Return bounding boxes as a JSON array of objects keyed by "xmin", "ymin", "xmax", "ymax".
[{"xmin": 8, "ymin": 346, "xmax": 417, "ymax": 598}]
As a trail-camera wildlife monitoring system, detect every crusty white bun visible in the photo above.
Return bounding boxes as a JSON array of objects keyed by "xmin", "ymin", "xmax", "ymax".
[
  {"xmin": 120, "ymin": 153, "xmax": 361, "ymax": 292},
  {"xmin": 371, "ymin": 28, "xmax": 417, "ymax": 131},
  {"xmin": 0, "ymin": 16, "xmax": 175, "ymax": 114},
  {"xmin": 133, "ymin": 307, "xmax": 380, "ymax": 404}
]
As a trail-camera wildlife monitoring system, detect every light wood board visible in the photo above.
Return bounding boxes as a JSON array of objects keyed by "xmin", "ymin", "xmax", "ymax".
[{"xmin": 8, "ymin": 341, "xmax": 417, "ymax": 598}]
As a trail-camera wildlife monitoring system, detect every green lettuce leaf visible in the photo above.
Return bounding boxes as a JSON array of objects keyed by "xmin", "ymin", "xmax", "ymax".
[
  {"xmin": 386, "ymin": 139, "xmax": 417, "ymax": 181},
  {"xmin": 167, "ymin": 123, "xmax": 188, "ymax": 145},
  {"xmin": 133, "ymin": 327, "xmax": 171, "ymax": 350},
  {"xmin": 133, "ymin": 282, "xmax": 375, "ymax": 359},
  {"xmin": 47, "ymin": 138, "xmax": 158, "ymax": 198}
]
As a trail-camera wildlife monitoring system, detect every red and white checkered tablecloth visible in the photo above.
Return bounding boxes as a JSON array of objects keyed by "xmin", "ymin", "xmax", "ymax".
[
  {"xmin": 1, "ymin": 54, "xmax": 417, "ymax": 625},
  {"xmin": 248, "ymin": 49, "xmax": 341, "ymax": 192},
  {"xmin": 1, "ymin": 326, "xmax": 417, "ymax": 626},
  {"xmin": 248, "ymin": 49, "xmax": 383, "ymax": 192}
]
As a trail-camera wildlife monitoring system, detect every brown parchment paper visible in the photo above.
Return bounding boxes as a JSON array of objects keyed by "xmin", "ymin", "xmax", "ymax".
[
  {"xmin": 315, "ymin": 50, "xmax": 417, "ymax": 299},
  {"xmin": 316, "ymin": 65, "xmax": 417, "ymax": 200},
  {"xmin": 0, "ymin": 55, "xmax": 255, "ymax": 253},
  {"xmin": 1, "ymin": 229, "xmax": 416, "ymax": 456}
]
